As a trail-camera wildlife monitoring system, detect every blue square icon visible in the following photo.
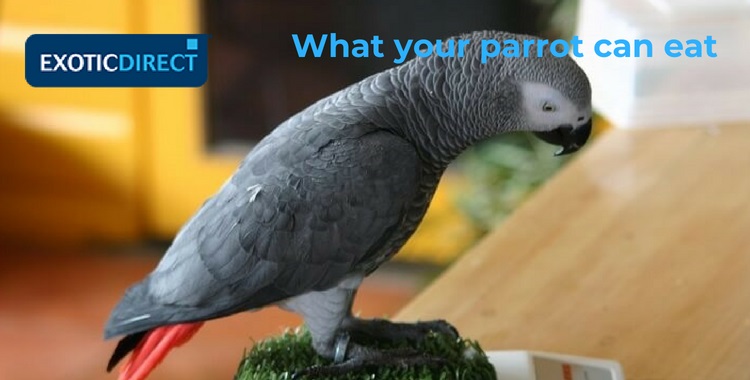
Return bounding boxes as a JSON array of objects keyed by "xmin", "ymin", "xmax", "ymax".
[{"xmin": 186, "ymin": 38, "xmax": 198, "ymax": 50}]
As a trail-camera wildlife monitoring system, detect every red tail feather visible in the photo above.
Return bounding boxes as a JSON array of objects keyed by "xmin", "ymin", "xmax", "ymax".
[{"xmin": 118, "ymin": 322, "xmax": 204, "ymax": 380}]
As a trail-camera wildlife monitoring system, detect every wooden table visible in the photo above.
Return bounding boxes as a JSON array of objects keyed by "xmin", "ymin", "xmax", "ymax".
[{"xmin": 397, "ymin": 124, "xmax": 750, "ymax": 380}]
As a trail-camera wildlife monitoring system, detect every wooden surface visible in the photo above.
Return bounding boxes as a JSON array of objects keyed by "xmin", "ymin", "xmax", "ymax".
[{"xmin": 397, "ymin": 124, "xmax": 750, "ymax": 380}]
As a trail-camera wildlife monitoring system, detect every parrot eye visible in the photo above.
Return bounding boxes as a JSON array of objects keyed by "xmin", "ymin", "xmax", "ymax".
[{"xmin": 542, "ymin": 102, "xmax": 556, "ymax": 112}]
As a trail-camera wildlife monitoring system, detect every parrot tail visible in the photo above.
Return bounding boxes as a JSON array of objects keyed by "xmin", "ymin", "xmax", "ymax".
[{"xmin": 111, "ymin": 322, "xmax": 204, "ymax": 380}]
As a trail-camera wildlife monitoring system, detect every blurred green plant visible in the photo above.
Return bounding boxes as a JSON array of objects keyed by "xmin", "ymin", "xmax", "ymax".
[
  {"xmin": 532, "ymin": 0, "xmax": 580, "ymax": 39},
  {"xmin": 455, "ymin": 132, "xmax": 570, "ymax": 233},
  {"xmin": 234, "ymin": 328, "xmax": 496, "ymax": 380}
]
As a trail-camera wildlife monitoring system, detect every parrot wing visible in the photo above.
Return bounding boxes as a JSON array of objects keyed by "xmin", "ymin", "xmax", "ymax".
[{"xmin": 105, "ymin": 126, "xmax": 421, "ymax": 339}]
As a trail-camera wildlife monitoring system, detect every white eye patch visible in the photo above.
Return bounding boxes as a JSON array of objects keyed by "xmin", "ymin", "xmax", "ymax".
[{"xmin": 520, "ymin": 82, "xmax": 578, "ymax": 131}]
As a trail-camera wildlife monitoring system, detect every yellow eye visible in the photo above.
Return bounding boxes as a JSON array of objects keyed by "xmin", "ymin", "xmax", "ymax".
[{"xmin": 542, "ymin": 102, "xmax": 556, "ymax": 112}]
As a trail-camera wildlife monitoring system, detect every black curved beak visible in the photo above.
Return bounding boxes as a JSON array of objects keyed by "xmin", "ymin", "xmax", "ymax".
[{"xmin": 533, "ymin": 119, "xmax": 592, "ymax": 156}]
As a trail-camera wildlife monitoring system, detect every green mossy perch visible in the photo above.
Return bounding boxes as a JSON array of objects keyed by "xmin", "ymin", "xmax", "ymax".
[{"xmin": 234, "ymin": 328, "xmax": 497, "ymax": 380}]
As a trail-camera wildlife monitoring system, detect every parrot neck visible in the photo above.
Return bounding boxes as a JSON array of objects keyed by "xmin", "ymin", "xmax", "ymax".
[{"xmin": 364, "ymin": 57, "xmax": 513, "ymax": 173}]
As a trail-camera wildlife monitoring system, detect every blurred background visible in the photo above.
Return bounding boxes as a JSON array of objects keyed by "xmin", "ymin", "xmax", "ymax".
[{"xmin": 0, "ymin": 0, "xmax": 674, "ymax": 379}]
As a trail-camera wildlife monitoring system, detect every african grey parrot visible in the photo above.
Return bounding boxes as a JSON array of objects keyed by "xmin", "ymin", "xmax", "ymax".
[{"xmin": 105, "ymin": 30, "xmax": 592, "ymax": 379}]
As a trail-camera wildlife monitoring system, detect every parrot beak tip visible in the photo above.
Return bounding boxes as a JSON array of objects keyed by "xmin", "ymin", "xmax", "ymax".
[
  {"xmin": 554, "ymin": 144, "xmax": 580, "ymax": 156},
  {"xmin": 534, "ymin": 119, "xmax": 592, "ymax": 156}
]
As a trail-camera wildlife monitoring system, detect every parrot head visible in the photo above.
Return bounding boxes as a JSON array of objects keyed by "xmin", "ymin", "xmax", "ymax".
[
  {"xmin": 515, "ymin": 48, "xmax": 592, "ymax": 156},
  {"xmin": 520, "ymin": 81, "xmax": 593, "ymax": 156},
  {"xmin": 451, "ymin": 31, "xmax": 593, "ymax": 156},
  {"xmin": 507, "ymin": 51, "xmax": 593, "ymax": 156}
]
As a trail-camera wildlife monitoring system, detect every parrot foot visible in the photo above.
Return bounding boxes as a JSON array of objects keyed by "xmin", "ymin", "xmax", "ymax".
[
  {"xmin": 342, "ymin": 317, "xmax": 460, "ymax": 344},
  {"xmin": 291, "ymin": 340, "xmax": 448, "ymax": 379}
]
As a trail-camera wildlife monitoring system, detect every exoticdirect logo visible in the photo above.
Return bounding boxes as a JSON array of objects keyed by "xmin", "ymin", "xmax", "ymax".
[{"xmin": 25, "ymin": 34, "xmax": 209, "ymax": 87}]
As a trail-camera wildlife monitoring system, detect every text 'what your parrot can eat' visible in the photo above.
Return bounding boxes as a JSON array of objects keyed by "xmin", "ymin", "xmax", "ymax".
[{"xmin": 291, "ymin": 33, "xmax": 719, "ymax": 63}]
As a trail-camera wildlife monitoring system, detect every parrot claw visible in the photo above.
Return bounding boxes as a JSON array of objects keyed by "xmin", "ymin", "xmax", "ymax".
[
  {"xmin": 420, "ymin": 319, "xmax": 460, "ymax": 339},
  {"xmin": 290, "ymin": 321, "xmax": 458, "ymax": 379},
  {"xmin": 342, "ymin": 317, "xmax": 460, "ymax": 344},
  {"xmin": 291, "ymin": 342, "xmax": 448, "ymax": 379}
]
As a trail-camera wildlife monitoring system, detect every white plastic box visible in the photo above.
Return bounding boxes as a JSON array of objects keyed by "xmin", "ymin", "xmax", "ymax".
[
  {"xmin": 488, "ymin": 350, "xmax": 625, "ymax": 380},
  {"xmin": 573, "ymin": 0, "xmax": 750, "ymax": 128}
]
